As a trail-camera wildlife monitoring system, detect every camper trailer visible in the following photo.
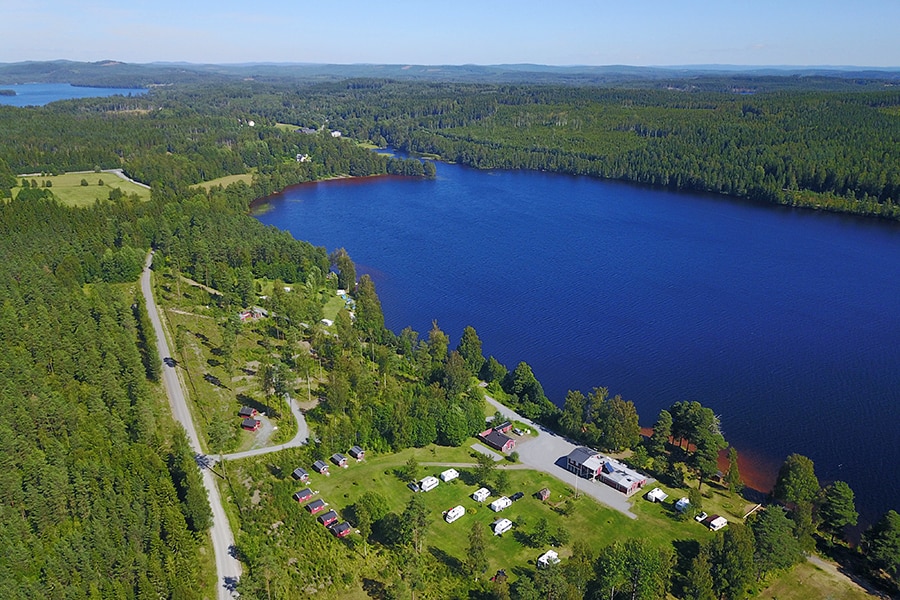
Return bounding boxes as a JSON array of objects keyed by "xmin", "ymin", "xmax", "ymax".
[
  {"xmin": 419, "ymin": 476, "xmax": 439, "ymax": 492},
  {"xmin": 444, "ymin": 505, "xmax": 465, "ymax": 523},
  {"xmin": 489, "ymin": 496, "xmax": 512, "ymax": 512},
  {"xmin": 492, "ymin": 518, "xmax": 513, "ymax": 536},
  {"xmin": 472, "ymin": 487, "xmax": 491, "ymax": 502}
]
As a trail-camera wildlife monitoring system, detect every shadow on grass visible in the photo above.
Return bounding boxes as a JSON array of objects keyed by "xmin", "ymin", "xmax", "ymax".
[
  {"xmin": 362, "ymin": 578, "xmax": 389, "ymax": 600},
  {"xmin": 237, "ymin": 393, "xmax": 277, "ymax": 418},
  {"xmin": 204, "ymin": 372, "xmax": 229, "ymax": 389},
  {"xmin": 428, "ymin": 545, "xmax": 464, "ymax": 575}
]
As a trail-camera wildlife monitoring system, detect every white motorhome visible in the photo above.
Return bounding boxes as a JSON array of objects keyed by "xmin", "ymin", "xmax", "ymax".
[
  {"xmin": 472, "ymin": 487, "xmax": 491, "ymax": 502},
  {"xmin": 489, "ymin": 496, "xmax": 512, "ymax": 512},
  {"xmin": 492, "ymin": 518, "xmax": 513, "ymax": 536},
  {"xmin": 537, "ymin": 549, "xmax": 560, "ymax": 569},
  {"xmin": 444, "ymin": 505, "xmax": 465, "ymax": 523},
  {"xmin": 440, "ymin": 468, "xmax": 459, "ymax": 482},
  {"xmin": 419, "ymin": 476, "xmax": 439, "ymax": 492}
]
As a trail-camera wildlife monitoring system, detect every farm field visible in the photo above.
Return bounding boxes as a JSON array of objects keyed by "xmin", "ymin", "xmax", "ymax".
[{"xmin": 12, "ymin": 170, "xmax": 150, "ymax": 206}]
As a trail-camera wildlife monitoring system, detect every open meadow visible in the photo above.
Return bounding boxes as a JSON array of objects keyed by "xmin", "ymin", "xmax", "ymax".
[{"xmin": 12, "ymin": 171, "xmax": 150, "ymax": 206}]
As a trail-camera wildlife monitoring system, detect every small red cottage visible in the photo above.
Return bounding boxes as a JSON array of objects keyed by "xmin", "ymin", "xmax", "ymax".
[
  {"xmin": 292, "ymin": 488, "xmax": 313, "ymax": 503},
  {"xmin": 306, "ymin": 499, "xmax": 327, "ymax": 514},
  {"xmin": 317, "ymin": 510, "xmax": 338, "ymax": 527},
  {"xmin": 241, "ymin": 418, "xmax": 261, "ymax": 431}
]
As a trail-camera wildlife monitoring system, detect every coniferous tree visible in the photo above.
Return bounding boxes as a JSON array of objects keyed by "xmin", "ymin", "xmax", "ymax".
[{"xmin": 820, "ymin": 481, "xmax": 858, "ymax": 543}]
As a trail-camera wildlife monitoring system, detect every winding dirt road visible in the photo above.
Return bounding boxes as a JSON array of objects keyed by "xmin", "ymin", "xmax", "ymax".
[{"xmin": 141, "ymin": 253, "xmax": 242, "ymax": 599}]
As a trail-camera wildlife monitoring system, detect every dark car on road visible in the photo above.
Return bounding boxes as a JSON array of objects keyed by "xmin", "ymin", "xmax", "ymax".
[{"xmin": 407, "ymin": 482, "xmax": 421, "ymax": 493}]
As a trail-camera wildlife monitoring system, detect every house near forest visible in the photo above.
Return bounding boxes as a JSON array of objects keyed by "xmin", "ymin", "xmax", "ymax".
[
  {"xmin": 238, "ymin": 406, "xmax": 258, "ymax": 418},
  {"xmin": 331, "ymin": 453, "xmax": 348, "ymax": 468},
  {"xmin": 349, "ymin": 445, "xmax": 365, "ymax": 461},
  {"xmin": 312, "ymin": 460, "xmax": 330, "ymax": 475},
  {"xmin": 490, "ymin": 419, "xmax": 513, "ymax": 434},
  {"xmin": 330, "ymin": 522, "xmax": 352, "ymax": 538},
  {"xmin": 564, "ymin": 447, "xmax": 647, "ymax": 495},
  {"xmin": 241, "ymin": 418, "xmax": 261, "ymax": 431},
  {"xmin": 480, "ymin": 428, "xmax": 516, "ymax": 453},
  {"xmin": 291, "ymin": 467, "xmax": 309, "ymax": 482},
  {"xmin": 293, "ymin": 488, "xmax": 313, "ymax": 503},
  {"xmin": 239, "ymin": 306, "xmax": 267, "ymax": 321},
  {"xmin": 317, "ymin": 510, "xmax": 339, "ymax": 527},
  {"xmin": 306, "ymin": 499, "xmax": 327, "ymax": 514}
]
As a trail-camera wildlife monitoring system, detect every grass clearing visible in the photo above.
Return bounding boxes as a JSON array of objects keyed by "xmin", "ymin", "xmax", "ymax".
[
  {"xmin": 13, "ymin": 171, "xmax": 150, "ymax": 206},
  {"xmin": 194, "ymin": 172, "xmax": 254, "ymax": 191},
  {"xmin": 755, "ymin": 559, "xmax": 874, "ymax": 600},
  {"xmin": 226, "ymin": 444, "xmax": 716, "ymax": 582}
]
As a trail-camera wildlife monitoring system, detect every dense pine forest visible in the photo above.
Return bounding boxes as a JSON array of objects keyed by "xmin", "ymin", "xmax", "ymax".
[{"xmin": 1, "ymin": 72, "xmax": 899, "ymax": 598}]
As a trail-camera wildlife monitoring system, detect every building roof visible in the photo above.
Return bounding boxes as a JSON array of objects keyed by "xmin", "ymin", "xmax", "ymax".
[
  {"xmin": 483, "ymin": 430, "xmax": 514, "ymax": 451},
  {"xmin": 241, "ymin": 417, "xmax": 260, "ymax": 429},
  {"xmin": 330, "ymin": 522, "xmax": 351, "ymax": 536},
  {"xmin": 567, "ymin": 446, "xmax": 604, "ymax": 472},
  {"xmin": 331, "ymin": 453, "xmax": 347, "ymax": 464},
  {"xmin": 292, "ymin": 467, "xmax": 308, "ymax": 479},
  {"xmin": 318, "ymin": 509, "xmax": 338, "ymax": 523},
  {"xmin": 306, "ymin": 499, "xmax": 326, "ymax": 512},
  {"xmin": 349, "ymin": 445, "xmax": 364, "ymax": 456},
  {"xmin": 312, "ymin": 460, "xmax": 329, "ymax": 471},
  {"xmin": 238, "ymin": 406, "xmax": 255, "ymax": 417}
]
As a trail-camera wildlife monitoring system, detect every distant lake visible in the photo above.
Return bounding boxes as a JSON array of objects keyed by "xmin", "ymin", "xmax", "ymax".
[
  {"xmin": 256, "ymin": 161, "xmax": 900, "ymax": 529},
  {"xmin": 0, "ymin": 83, "xmax": 147, "ymax": 106}
]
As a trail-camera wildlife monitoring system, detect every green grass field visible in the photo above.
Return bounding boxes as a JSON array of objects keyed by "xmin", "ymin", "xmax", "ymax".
[
  {"xmin": 13, "ymin": 171, "xmax": 150, "ymax": 206},
  {"xmin": 194, "ymin": 172, "xmax": 254, "ymax": 191},
  {"xmin": 755, "ymin": 559, "xmax": 873, "ymax": 600},
  {"xmin": 220, "ymin": 443, "xmax": 874, "ymax": 599}
]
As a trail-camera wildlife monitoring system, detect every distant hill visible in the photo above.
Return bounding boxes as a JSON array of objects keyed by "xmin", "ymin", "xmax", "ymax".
[{"xmin": 1, "ymin": 60, "xmax": 899, "ymax": 90}]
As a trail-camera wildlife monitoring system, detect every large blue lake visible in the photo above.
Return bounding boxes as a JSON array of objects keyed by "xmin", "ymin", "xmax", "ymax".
[
  {"xmin": 0, "ymin": 83, "xmax": 146, "ymax": 106},
  {"xmin": 256, "ymin": 162, "xmax": 900, "ymax": 528}
]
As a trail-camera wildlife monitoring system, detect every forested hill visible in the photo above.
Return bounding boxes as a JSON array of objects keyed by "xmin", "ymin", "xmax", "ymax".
[
  {"xmin": 3, "ymin": 79, "xmax": 900, "ymax": 219},
  {"xmin": 2, "ymin": 59, "xmax": 899, "ymax": 89}
]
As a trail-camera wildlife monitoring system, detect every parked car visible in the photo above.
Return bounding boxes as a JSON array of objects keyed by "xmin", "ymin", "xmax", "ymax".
[
  {"xmin": 695, "ymin": 511, "xmax": 708, "ymax": 523},
  {"xmin": 407, "ymin": 482, "xmax": 421, "ymax": 493},
  {"xmin": 510, "ymin": 491, "xmax": 524, "ymax": 502}
]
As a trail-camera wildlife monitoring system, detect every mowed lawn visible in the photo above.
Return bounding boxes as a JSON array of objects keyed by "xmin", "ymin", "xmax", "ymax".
[
  {"xmin": 273, "ymin": 445, "xmax": 712, "ymax": 576},
  {"xmin": 13, "ymin": 171, "xmax": 150, "ymax": 206}
]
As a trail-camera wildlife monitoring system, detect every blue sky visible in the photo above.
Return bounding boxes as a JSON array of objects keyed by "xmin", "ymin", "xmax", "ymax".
[{"xmin": 2, "ymin": 0, "xmax": 897, "ymax": 67}]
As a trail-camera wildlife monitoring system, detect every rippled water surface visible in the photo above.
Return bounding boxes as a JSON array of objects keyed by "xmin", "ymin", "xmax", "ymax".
[{"xmin": 257, "ymin": 162, "xmax": 900, "ymax": 526}]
